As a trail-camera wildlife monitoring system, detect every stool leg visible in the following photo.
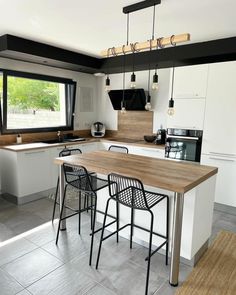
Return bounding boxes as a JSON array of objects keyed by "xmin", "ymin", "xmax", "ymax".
[
  {"xmin": 96, "ymin": 198, "xmax": 111, "ymax": 269},
  {"xmin": 87, "ymin": 194, "xmax": 89, "ymax": 212},
  {"xmin": 89, "ymin": 193, "xmax": 97, "ymax": 266},
  {"xmin": 52, "ymin": 177, "xmax": 59, "ymax": 223},
  {"xmin": 145, "ymin": 211, "xmax": 154, "ymax": 295},
  {"xmin": 116, "ymin": 201, "xmax": 119, "ymax": 243},
  {"xmin": 166, "ymin": 196, "xmax": 169, "ymax": 265},
  {"xmin": 55, "ymin": 184, "xmax": 68, "ymax": 245},
  {"xmin": 78, "ymin": 191, "xmax": 81, "ymax": 235},
  {"xmin": 130, "ymin": 207, "xmax": 134, "ymax": 249},
  {"xmin": 90, "ymin": 194, "xmax": 93, "ymax": 230}
]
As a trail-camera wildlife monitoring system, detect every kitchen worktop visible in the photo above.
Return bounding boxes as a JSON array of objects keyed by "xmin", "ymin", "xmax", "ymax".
[
  {"xmin": 1, "ymin": 137, "xmax": 165, "ymax": 152},
  {"xmin": 55, "ymin": 150, "xmax": 218, "ymax": 193}
]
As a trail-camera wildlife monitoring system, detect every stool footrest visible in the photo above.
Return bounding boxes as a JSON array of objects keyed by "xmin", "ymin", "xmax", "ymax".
[{"xmin": 145, "ymin": 240, "xmax": 168, "ymax": 261}]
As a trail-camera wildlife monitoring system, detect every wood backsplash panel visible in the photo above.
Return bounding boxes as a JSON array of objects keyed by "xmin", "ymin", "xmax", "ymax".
[{"xmin": 117, "ymin": 111, "xmax": 153, "ymax": 139}]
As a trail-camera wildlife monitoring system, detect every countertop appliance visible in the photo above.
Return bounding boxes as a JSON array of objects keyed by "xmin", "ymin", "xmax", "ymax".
[
  {"xmin": 165, "ymin": 128, "xmax": 203, "ymax": 162},
  {"xmin": 91, "ymin": 122, "xmax": 105, "ymax": 137},
  {"xmin": 155, "ymin": 129, "xmax": 166, "ymax": 145}
]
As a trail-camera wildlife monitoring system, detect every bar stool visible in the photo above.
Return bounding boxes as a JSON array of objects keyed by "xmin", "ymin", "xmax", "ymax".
[
  {"xmin": 96, "ymin": 173, "xmax": 169, "ymax": 295},
  {"xmin": 55, "ymin": 163, "xmax": 111, "ymax": 265},
  {"xmin": 108, "ymin": 145, "xmax": 129, "ymax": 153},
  {"xmin": 52, "ymin": 147, "xmax": 85, "ymax": 223}
]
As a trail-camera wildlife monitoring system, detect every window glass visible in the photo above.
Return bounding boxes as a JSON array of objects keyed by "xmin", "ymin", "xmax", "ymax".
[
  {"xmin": 0, "ymin": 71, "xmax": 76, "ymax": 134},
  {"xmin": 6, "ymin": 76, "xmax": 66, "ymax": 129}
]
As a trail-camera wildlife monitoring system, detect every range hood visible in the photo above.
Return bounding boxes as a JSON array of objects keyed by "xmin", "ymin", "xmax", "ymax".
[{"xmin": 108, "ymin": 88, "xmax": 147, "ymax": 110}]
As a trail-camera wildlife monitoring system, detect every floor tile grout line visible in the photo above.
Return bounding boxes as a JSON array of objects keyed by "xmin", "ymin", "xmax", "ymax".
[{"xmin": 0, "ymin": 238, "xmax": 40, "ymax": 268}]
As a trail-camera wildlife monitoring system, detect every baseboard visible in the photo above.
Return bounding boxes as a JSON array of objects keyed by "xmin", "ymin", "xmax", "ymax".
[
  {"xmin": 214, "ymin": 202, "xmax": 236, "ymax": 216},
  {"xmin": 1, "ymin": 188, "xmax": 55, "ymax": 205}
]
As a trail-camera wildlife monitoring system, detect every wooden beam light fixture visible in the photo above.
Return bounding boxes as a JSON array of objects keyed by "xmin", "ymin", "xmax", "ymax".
[
  {"xmin": 101, "ymin": 33, "xmax": 190, "ymax": 57},
  {"xmin": 101, "ymin": 0, "xmax": 190, "ymax": 57}
]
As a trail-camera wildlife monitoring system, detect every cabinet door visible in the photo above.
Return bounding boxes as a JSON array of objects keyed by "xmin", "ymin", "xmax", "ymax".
[
  {"xmin": 17, "ymin": 149, "xmax": 51, "ymax": 197},
  {"xmin": 202, "ymin": 61, "xmax": 236, "ymax": 155},
  {"xmin": 201, "ymin": 154, "xmax": 236, "ymax": 207},
  {"xmin": 167, "ymin": 98, "xmax": 205, "ymax": 130},
  {"xmin": 173, "ymin": 64, "xmax": 209, "ymax": 98}
]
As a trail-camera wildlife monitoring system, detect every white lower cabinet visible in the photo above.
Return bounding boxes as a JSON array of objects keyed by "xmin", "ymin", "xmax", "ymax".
[
  {"xmin": 201, "ymin": 154, "xmax": 236, "ymax": 207},
  {"xmin": 100, "ymin": 142, "xmax": 165, "ymax": 159},
  {"xmin": 1, "ymin": 148, "xmax": 52, "ymax": 199},
  {"xmin": 1, "ymin": 142, "xmax": 99, "ymax": 202}
]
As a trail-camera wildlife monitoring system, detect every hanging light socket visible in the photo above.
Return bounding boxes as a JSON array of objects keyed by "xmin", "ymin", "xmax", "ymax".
[
  {"xmin": 145, "ymin": 94, "xmax": 152, "ymax": 111},
  {"xmin": 105, "ymin": 76, "xmax": 110, "ymax": 92},
  {"xmin": 167, "ymin": 98, "xmax": 175, "ymax": 116},
  {"xmin": 130, "ymin": 72, "xmax": 136, "ymax": 89},
  {"xmin": 152, "ymin": 71, "xmax": 159, "ymax": 90}
]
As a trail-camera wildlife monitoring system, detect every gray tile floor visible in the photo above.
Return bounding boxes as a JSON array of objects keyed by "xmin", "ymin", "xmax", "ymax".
[{"xmin": 0, "ymin": 196, "xmax": 235, "ymax": 295}]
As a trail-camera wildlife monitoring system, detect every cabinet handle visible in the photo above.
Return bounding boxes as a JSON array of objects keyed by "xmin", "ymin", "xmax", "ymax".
[
  {"xmin": 209, "ymin": 152, "xmax": 236, "ymax": 157},
  {"xmin": 172, "ymin": 125, "xmax": 197, "ymax": 129},
  {"xmin": 209, "ymin": 157, "xmax": 235, "ymax": 162},
  {"xmin": 24, "ymin": 150, "xmax": 46, "ymax": 155}
]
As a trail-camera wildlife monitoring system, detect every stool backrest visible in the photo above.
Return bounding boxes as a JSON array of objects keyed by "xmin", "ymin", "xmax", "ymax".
[
  {"xmin": 108, "ymin": 173, "xmax": 149, "ymax": 210},
  {"xmin": 59, "ymin": 148, "xmax": 82, "ymax": 157},
  {"xmin": 108, "ymin": 145, "xmax": 129, "ymax": 154},
  {"xmin": 63, "ymin": 163, "xmax": 94, "ymax": 192}
]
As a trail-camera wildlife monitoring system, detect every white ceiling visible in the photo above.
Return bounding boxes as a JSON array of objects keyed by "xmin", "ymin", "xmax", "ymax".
[{"xmin": 0, "ymin": 0, "xmax": 236, "ymax": 58}]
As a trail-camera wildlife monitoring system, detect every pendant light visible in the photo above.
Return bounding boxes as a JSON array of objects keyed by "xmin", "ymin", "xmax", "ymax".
[
  {"xmin": 121, "ymin": 14, "xmax": 130, "ymax": 114},
  {"xmin": 145, "ymin": 5, "xmax": 156, "ymax": 111},
  {"xmin": 167, "ymin": 67, "xmax": 175, "ymax": 116},
  {"xmin": 152, "ymin": 65, "xmax": 159, "ymax": 90},
  {"xmin": 130, "ymin": 43, "xmax": 138, "ymax": 89},
  {"xmin": 105, "ymin": 48, "xmax": 111, "ymax": 92}
]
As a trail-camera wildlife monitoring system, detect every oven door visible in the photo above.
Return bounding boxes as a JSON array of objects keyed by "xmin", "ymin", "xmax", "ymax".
[{"xmin": 165, "ymin": 136, "xmax": 201, "ymax": 162}]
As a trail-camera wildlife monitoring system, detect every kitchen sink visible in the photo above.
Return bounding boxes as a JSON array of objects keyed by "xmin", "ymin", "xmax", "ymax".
[{"xmin": 42, "ymin": 138, "xmax": 86, "ymax": 144}]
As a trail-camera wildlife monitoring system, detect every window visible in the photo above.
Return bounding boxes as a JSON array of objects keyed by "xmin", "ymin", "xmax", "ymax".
[{"xmin": 0, "ymin": 70, "xmax": 76, "ymax": 134}]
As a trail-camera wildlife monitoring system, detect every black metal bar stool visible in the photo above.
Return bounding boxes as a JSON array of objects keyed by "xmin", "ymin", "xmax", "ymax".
[
  {"xmin": 52, "ymin": 147, "xmax": 90, "ymax": 223},
  {"xmin": 55, "ymin": 163, "xmax": 112, "ymax": 265},
  {"xmin": 108, "ymin": 145, "xmax": 129, "ymax": 153},
  {"xmin": 96, "ymin": 173, "xmax": 169, "ymax": 295}
]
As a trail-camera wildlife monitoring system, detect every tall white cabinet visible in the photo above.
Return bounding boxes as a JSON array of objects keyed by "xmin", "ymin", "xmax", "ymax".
[
  {"xmin": 201, "ymin": 61, "xmax": 236, "ymax": 207},
  {"xmin": 167, "ymin": 64, "xmax": 208, "ymax": 130}
]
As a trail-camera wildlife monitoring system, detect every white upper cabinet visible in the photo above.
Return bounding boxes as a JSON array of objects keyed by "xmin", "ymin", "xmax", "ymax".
[
  {"xmin": 167, "ymin": 98, "xmax": 206, "ymax": 130},
  {"xmin": 202, "ymin": 61, "xmax": 236, "ymax": 155},
  {"xmin": 173, "ymin": 64, "xmax": 209, "ymax": 99}
]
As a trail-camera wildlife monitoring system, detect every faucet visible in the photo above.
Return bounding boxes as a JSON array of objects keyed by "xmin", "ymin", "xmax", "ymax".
[{"xmin": 57, "ymin": 131, "xmax": 61, "ymax": 142}]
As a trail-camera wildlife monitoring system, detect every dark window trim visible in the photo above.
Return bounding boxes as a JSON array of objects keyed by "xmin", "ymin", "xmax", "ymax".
[{"xmin": 0, "ymin": 69, "xmax": 77, "ymax": 135}]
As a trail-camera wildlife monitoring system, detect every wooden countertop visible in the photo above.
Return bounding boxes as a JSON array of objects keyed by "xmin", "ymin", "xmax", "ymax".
[
  {"xmin": 1, "ymin": 137, "xmax": 164, "ymax": 152},
  {"xmin": 54, "ymin": 150, "xmax": 218, "ymax": 194},
  {"xmin": 1, "ymin": 139, "xmax": 97, "ymax": 152}
]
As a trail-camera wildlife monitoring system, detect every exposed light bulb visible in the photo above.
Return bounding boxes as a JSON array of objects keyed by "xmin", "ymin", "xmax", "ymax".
[
  {"xmin": 145, "ymin": 102, "xmax": 152, "ymax": 111},
  {"xmin": 152, "ymin": 72, "xmax": 159, "ymax": 91},
  {"xmin": 130, "ymin": 82, "xmax": 136, "ymax": 89},
  {"xmin": 105, "ymin": 76, "xmax": 110, "ymax": 92},
  {"xmin": 152, "ymin": 82, "xmax": 159, "ymax": 90},
  {"xmin": 167, "ymin": 107, "xmax": 175, "ymax": 116},
  {"xmin": 121, "ymin": 106, "xmax": 126, "ymax": 114},
  {"xmin": 130, "ymin": 72, "xmax": 136, "ymax": 89},
  {"xmin": 167, "ymin": 98, "xmax": 175, "ymax": 116}
]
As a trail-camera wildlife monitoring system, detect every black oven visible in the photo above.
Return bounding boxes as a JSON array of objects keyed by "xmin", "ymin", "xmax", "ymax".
[{"xmin": 165, "ymin": 129, "xmax": 203, "ymax": 162}]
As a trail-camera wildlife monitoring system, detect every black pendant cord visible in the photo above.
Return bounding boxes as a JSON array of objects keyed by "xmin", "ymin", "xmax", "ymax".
[
  {"xmin": 147, "ymin": 5, "xmax": 156, "ymax": 102},
  {"xmin": 171, "ymin": 66, "xmax": 175, "ymax": 99},
  {"xmin": 122, "ymin": 13, "xmax": 130, "ymax": 108}
]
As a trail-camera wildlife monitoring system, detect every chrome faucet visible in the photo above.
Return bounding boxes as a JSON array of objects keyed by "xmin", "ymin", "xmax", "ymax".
[{"xmin": 57, "ymin": 131, "xmax": 61, "ymax": 142}]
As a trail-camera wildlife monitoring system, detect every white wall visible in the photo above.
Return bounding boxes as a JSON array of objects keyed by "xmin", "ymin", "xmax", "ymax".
[
  {"xmin": 0, "ymin": 57, "xmax": 98, "ymax": 130},
  {"xmin": 96, "ymin": 68, "xmax": 171, "ymax": 132}
]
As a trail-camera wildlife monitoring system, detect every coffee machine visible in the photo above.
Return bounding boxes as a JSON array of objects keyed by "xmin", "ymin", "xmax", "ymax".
[{"xmin": 155, "ymin": 129, "xmax": 166, "ymax": 145}]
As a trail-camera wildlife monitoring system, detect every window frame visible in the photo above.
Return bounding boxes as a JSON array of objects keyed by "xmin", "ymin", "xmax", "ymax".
[{"xmin": 0, "ymin": 69, "xmax": 77, "ymax": 134}]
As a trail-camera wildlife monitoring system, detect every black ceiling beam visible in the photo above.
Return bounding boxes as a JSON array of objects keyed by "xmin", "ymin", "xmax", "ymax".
[
  {"xmin": 0, "ymin": 34, "xmax": 103, "ymax": 73},
  {"xmin": 123, "ymin": 0, "xmax": 161, "ymax": 14},
  {"xmin": 100, "ymin": 36, "xmax": 236, "ymax": 74}
]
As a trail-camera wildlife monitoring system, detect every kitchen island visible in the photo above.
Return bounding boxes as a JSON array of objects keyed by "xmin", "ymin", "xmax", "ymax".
[{"xmin": 54, "ymin": 150, "xmax": 218, "ymax": 286}]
